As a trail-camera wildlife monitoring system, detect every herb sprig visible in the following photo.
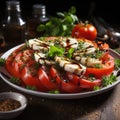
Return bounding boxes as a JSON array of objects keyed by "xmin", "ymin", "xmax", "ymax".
[{"xmin": 37, "ymin": 6, "xmax": 79, "ymax": 37}]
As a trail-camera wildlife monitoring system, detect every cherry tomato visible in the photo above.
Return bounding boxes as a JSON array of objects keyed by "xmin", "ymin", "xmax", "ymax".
[{"xmin": 72, "ymin": 22, "xmax": 97, "ymax": 41}]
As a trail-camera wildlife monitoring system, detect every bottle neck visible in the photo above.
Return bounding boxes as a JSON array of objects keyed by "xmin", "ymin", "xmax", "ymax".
[
  {"xmin": 5, "ymin": 9, "xmax": 24, "ymax": 25},
  {"xmin": 7, "ymin": 10, "xmax": 21, "ymax": 18},
  {"xmin": 4, "ymin": 1, "xmax": 25, "ymax": 25}
]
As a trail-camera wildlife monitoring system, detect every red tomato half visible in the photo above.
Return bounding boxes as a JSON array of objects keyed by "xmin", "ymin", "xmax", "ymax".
[{"xmin": 72, "ymin": 22, "xmax": 97, "ymax": 41}]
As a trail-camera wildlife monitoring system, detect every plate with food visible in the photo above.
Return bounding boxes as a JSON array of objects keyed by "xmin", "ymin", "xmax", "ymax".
[{"xmin": 0, "ymin": 37, "xmax": 120, "ymax": 99}]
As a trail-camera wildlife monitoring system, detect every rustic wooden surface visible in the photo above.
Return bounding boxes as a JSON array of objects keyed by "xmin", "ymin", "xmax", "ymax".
[
  {"xmin": 0, "ymin": 78, "xmax": 120, "ymax": 120},
  {"xmin": 0, "ymin": 53, "xmax": 120, "ymax": 120}
]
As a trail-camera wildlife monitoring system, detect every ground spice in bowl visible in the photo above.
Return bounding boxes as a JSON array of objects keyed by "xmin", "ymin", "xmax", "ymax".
[{"xmin": 0, "ymin": 98, "xmax": 21, "ymax": 111}]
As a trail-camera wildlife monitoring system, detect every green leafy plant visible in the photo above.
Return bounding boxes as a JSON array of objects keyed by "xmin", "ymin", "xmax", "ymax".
[{"xmin": 37, "ymin": 6, "xmax": 79, "ymax": 37}]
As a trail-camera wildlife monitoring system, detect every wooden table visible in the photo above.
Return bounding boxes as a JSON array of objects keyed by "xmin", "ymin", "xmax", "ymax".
[
  {"xmin": 0, "ymin": 53, "xmax": 120, "ymax": 120},
  {"xmin": 0, "ymin": 77, "xmax": 120, "ymax": 120}
]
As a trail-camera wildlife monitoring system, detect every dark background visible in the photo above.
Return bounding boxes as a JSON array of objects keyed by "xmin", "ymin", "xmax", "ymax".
[{"xmin": 0, "ymin": 0, "xmax": 120, "ymax": 26}]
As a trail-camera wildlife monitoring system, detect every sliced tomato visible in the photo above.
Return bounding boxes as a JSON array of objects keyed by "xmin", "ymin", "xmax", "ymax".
[
  {"xmin": 80, "ymin": 78, "xmax": 102, "ymax": 90},
  {"xmin": 38, "ymin": 67, "xmax": 58, "ymax": 91},
  {"xmin": 11, "ymin": 49, "xmax": 34, "ymax": 78},
  {"xmin": 49, "ymin": 66, "xmax": 61, "ymax": 85},
  {"xmin": 60, "ymin": 80, "xmax": 81, "ymax": 93},
  {"xmin": 66, "ymin": 72, "xmax": 80, "ymax": 85},
  {"xmin": 99, "ymin": 52, "xmax": 109, "ymax": 62},
  {"xmin": 5, "ymin": 46, "xmax": 24, "ymax": 77},
  {"xmin": 12, "ymin": 52, "xmax": 25, "ymax": 78},
  {"xmin": 85, "ymin": 55, "xmax": 114, "ymax": 78},
  {"xmin": 21, "ymin": 61, "xmax": 47, "ymax": 91}
]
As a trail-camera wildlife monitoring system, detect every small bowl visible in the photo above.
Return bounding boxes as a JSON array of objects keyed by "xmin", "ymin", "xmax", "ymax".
[{"xmin": 0, "ymin": 92, "xmax": 27, "ymax": 119}]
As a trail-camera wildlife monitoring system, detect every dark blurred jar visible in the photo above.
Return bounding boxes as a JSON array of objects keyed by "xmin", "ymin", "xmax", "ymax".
[
  {"xmin": 0, "ymin": 22, "xmax": 6, "ymax": 48},
  {"xmin": 26, "ymin": 4, "xmax": 49, "ymax": 39},
  {"xmin": 1, "ymin": 0, "xmax": 26, "ymax": 48}
]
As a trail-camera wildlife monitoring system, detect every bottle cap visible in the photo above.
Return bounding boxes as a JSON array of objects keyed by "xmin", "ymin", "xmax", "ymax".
[
  {"xmin": 32, "ymin": 4, "xmax": 46, "ymax": 15},
  {"xmin": 6, "ymin": 1, "xmax": 21, "ymax": 12}
]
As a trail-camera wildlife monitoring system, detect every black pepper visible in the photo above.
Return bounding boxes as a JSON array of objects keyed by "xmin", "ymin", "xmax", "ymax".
[{"xmin": 0, "ymin": 98, "xmax": 21, "ymax": 111}]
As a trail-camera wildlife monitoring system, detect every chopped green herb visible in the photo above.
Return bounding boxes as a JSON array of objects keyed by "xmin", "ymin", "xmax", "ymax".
[
  {"xmin": 67, "ymin": 48, "xmax": 75, "ymax": 59},
  {"xmin": 38, "ymin": 37, "xmax": 47, "ymax": 41},
  {"xmin": 88, "ymin": 74, "xmax": 96, "ymax": 81},
  {"xmin": 26, "ymin": 86, "xmax": 36, "ymax": 90},
  {"xmin": 48, "ymin": 90, "xmax": 60, "ymax": 94},
  {"xmin": 94, "ymin": 86, "xmax": 100, "ymax": 91},
  {"xmin": 115, "ymin": 59, "xmax": 120, "ymax": 70},
  {"xmin": 0, "ymin": 58, "xmax": 6, "ymax": 66},
  {"xmin": 102, "ymin": 73, "xmax": 117, "ymax": 87},
  {"xmin": 94, "ymin": 64, "xmax": 102, "ymax": 68},
  {"xmin": 10, "ymin": 77, "xmax": 21, "ymax": 85},
  {"xmin": 21, "ymin": 44, "xmax": 28, "ymax": 51},
  {"xmin": 48, "ymin": 46, "xmax": 64, "ymax": 58},
  {"xmin": 33, "ymin": 62, "xmax": 40, "ymax": 70},
  {"xmin": 95, "ymin": 48, "xmax": 103, "ymax": 59},
  {"xmin": 78, "ymin": 41, "xmax": 84, "ymax": 49}
]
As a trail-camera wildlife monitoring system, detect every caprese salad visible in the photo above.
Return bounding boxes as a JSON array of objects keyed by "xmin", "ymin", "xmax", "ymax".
[{"xmin": 2, "ymin": 37, "xmax": 117, "ymax": 93}]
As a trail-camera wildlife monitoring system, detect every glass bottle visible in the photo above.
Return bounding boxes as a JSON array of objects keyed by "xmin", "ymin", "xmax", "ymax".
[
  {"xmin": 26, "ymin": 4, "xmax": 49, "ymax": 39},
  {"xmin": 2, "ymin": 1, "xmax": 26, "ymax": 48}
]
